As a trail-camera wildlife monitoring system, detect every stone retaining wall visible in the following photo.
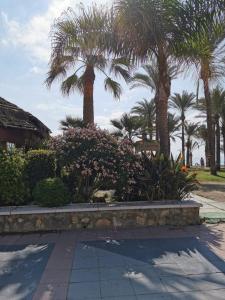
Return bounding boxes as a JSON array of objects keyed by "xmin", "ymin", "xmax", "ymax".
[{"xmin": 0, "ymin": 201, "xmax": 201, "ymax": 233}]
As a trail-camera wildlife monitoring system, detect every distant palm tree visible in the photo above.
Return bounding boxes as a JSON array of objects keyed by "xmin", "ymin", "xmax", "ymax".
[
  {"xmin": 60, "ymin": 116, "xmax": 85, "ymax": 131},
  {"xmin": 196, "ymin": 125, "xmax": 209, "ymax": 167},
  {"xmin": 185, "ymin": 123, "xmax": 199, "ymax": 167},
  {"xmin": 175, "ymin": 0, "xmax": 225, "ymax": 174},
  {"xmin": 195, "ymin": 87, "xmax": 225, "ymax": 170},
  {"xmin": 46, "ymin": 5, "xmax": 130, "ymax": 125},
  {"xmin": 169, "ymin": 91, "xmax": 196, "ymax": 164},
  {"xmin": 168, "ymin": 113, "xmax": 180, "ymax": 155},
  {"xmin": 110, "ymin": 113, "xmax": 140, "ymax": 142},
  {"xmin": 130, "ymin": 61, "xmax": 178, "ymax": 141},
  {"xmin": 189, "ymin": 141, "xmax": 199, "ymax": 167},
  {"xmin": 131, "ymin": 99, "xmax": 156, "ymax": 141}
]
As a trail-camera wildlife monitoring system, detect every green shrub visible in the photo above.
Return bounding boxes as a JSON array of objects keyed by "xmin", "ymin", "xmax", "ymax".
[
  {"xmin": 0, "ymin": 151, "xmax": 28, "ymax": 206},
  {"xmin": 33, "ymin": 178, "xmax": 70, "ymax": 207},
  {"xmin": 136, "ymin": 154, "xmax": 198, "ymax": 201},
  {"xmin": 25, "ymin": 150, "xmax": 56, "ymax": 190}
]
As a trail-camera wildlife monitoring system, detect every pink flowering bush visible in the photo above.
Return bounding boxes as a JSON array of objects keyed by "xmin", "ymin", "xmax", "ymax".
[{"xmin": 49, "ymin": 126, "xmax": 142, "ymax": 202}]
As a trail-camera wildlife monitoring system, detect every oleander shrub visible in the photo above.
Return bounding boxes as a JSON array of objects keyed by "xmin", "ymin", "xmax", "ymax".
[
  {"xmin": 136, "ymin": 153, "xmax": 198, "ymax": 201},
  {"xmin": 0, "ymin": 150, "xmax": 28, "ymax": 206},
  {"xmin": 25, "ymin": 150, "xmax": 56, "ymax": 190},
  {"xmin": 49, "ymin": 126, "xmax": 142, "ymax": 202},
  {"xmin": 33, "ymin": 178, "xmax": 70, "ymax": 207}
]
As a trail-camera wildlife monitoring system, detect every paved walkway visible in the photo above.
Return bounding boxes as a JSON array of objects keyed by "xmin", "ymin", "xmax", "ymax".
[
  {"xmin": 1, "ymin": 225, "xmax": 225, "ymax": 299},
  {"xmin": 194, "ymin": 194, "xmax": 225, "ymax": 222}
]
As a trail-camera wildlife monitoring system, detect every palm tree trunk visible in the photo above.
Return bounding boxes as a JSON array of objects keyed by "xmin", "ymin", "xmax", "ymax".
[
  {"xmin": 201, "ymin": 66, "xmax": 217, "ymax": 175},
  {"xmin": 222, "ymin": 127, "xmax": 225, "ymax": 167},
  {"xmin": 186, "ymin": 140, "xmax": 190, "ymax": 167},
  {"xmin": 215, "ymin": 117, "xmax": 221, "ymax": 171},
  {"xmin": 181, "ymin": 118, "xmax": 185, "ymax": 165},
  {"xmin": 158, "ymin": 47, "xmax": 170, "ymax": 156},
  {"xmin": 205, "ymin": 141, "xmax": 209, "ymax": 167},
  {"xmin": 83, "ymin": 65, "xmax": 95, "ymax": 125},
  {"xmin": 155, "ymin": 92, "xmax": 160, "ymax": 142}
]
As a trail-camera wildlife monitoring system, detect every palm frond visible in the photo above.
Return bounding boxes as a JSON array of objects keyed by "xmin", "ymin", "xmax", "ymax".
[{"xmin": 104, "ymin": 77, "xmax": 122, "ymax": 99}]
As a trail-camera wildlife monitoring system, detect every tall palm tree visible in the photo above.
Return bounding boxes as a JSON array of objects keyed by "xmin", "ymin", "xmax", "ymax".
[
  {"xmin": 175, "ymin": 0, "xmax": 225, "ymax": 174},
  {"xmin": 211, "ymin": 87, "xmax": 225, "ymax": 170},
  {"xmin": 131, "ymin": 99, "xmax": 156, "ymax": 141},
  {"xmin": 115, "ymin": 0, "xmax": 180, "ymax": 156},
  {"xmin": 185, "ymin": 123, "xmax": 199, "ymax": 167},
  {"xmin": 168, "ymin": 113, "xmax": 180, "ymax": 156},
  {"xmin": 60, "ymin": 116, "xmax": 85, "ymax": 131},
  {"xmin": 131, "ymin": 61, "xmax": 178, "ymax": 140},
  {"xmin": 169, "ymin": 91, "xmax": 196, "ymax": 164},
  {"xmin": 46, "ymin": 5, "xmax": 130, "ymax": 124},
  {"xmin": 110, "ymin": 113, "xmax": 140, "ymax": 142}
]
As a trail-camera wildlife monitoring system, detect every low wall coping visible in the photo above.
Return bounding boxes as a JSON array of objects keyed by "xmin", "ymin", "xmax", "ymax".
[{"xmin": 0, "ymin": 200, "xmax": 202, "ymax": 216}]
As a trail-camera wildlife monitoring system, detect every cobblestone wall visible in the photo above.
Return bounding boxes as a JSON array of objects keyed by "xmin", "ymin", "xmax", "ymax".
[{"xmin": 0, "ymin": 203, "xmax": 201, "ymax": 233}]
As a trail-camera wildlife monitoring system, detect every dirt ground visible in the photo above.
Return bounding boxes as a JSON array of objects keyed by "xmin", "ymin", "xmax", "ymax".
[{"xmin": 194, "ymin": 182, "xmax": 225, "ymax": 202}]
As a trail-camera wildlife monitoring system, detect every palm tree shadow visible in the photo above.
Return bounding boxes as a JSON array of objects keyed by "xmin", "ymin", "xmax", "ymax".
[
  {"xmin": 0, "ymin": 243, "xmax": 53, "ymax": 300},
  {"xmin": 80, "ymin": 226, "xmax": 225, "ymax": 298}
]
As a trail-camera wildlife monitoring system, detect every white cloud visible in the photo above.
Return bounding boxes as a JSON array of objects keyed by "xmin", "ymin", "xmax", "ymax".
[{"xmin": 1, "ymin": 0, "xmax": 111, "ymax": 63}]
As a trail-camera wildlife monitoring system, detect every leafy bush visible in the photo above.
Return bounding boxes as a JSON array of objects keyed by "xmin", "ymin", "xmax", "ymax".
[
  {"xmin": 136, "ymin": 154, "xmax": 198, "ymax": 201},
  {"xmin": 0, "ymin": 150, "xmax": 28, "ymax": 206},
  {"xmin": 49, "ymin": 126, "xmax": 142, "ymax": 202},
  {"xmin": 33, "ymin": 178, "xmax": 70, "ymax": 207},
  {"xmin": 25, "ymin": 150, "xmax": 56, "ymax": 190}
]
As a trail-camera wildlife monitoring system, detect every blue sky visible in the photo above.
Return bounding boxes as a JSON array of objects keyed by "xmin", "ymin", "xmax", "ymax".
[{"xmin": 0, "ymin": 0, "xmax": 208, "ymax": 163}]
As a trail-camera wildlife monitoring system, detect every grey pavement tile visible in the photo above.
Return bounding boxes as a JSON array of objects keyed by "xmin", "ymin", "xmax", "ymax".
[
  {"xmin": 67, "ymin": 282, "xmax": 101, "ymax": 299},
  {"xmin": 130, "ymin": 275, "xmax": 166, "ymax": 295},
  {"xmin": 100, "ymin": 278, "xmax": 135, "ymax": 298},
  {"xmin": 153, "ymin": 263, "xmax": 185, "ymax": 276},
  {"xmin": 161, "ymin": 273, "xmax": 225, "ymax": 293},
  {"xmin": 168, "ymin": 289, "xmax": 225, "ymax": 300},
  {"xmin": 127, "ymin": 265, "xmax": 157, "ymax": 279},
  {"xmin": 102, "ymin": 296, "xmax": 136, "ymax": 300},
  {"xmin": 137, "ymin": 294, "xmax": 173, "ymax": 300},
  {"xmin": 70, "ymin": 268, "xmax": 99, "ymax": 283},
  {"xmin": 100, "ymin": 267, "xmax": 130, "ymax": 281},
  {"xmin": 98, "ymin": 255, "xmax": 125, "ymax": 268},
  {"xmin": 72, "ymin": 256, "xmax": 98, "ymax": 269}
]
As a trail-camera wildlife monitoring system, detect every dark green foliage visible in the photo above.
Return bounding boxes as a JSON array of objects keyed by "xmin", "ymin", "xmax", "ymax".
[
  {"xmin": 25, "ymin": 150, "xmax": 56, "ymax": 190},
  {"xmin": 33, "ymin": 178, "xmax": 70, "ymax": 207},
  {"xmin": 137, "ymin": 154, "xmax": 198, "ymax": 201},
  {"xmin": 0, "ymin": 150, "xmax": 28, "ymax": 206}
]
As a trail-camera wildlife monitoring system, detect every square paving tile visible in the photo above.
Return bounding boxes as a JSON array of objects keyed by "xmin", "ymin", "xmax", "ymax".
[
  {"xmin": 67, "ymin": 282, "xmax": 101, "ymax": 300},
  {"xmin": 100, "ymin": 278, "xmax": 135, "ymax": 298},
  {"xmin": 0, "ymin": 243, "xmax": 53, "ymax": 300}
]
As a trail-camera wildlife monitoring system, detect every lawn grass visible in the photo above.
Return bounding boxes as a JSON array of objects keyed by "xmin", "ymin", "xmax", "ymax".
[{"xmin": 190, "ymin": 168, "xmax": 225, "ymax": 182}]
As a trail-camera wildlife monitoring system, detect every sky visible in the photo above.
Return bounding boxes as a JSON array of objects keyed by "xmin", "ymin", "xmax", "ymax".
[{"xmin": 0, "ymin": 0, "xmax": 209, "ymax": 163}]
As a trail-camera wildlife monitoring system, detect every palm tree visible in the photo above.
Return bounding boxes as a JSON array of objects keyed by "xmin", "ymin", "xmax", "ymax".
[
  {"xmin": 185, "ymin": 123, "xmax": 199, "ymax": 167},
  {"xmin": 169, "ymin": 91, "xmax": 196, "ymax": 164},
  {"xmin": 175, "ymin": 0, "xmax": 225, "ymax": 174},
  {"xmin": 115, "ymin": 0, "xmax": 180, "ymax": 156},
  {"xmin": 189, "ymin": 141, "xmax": 199, "ymax": 167},
  {"xmin": 110, "ymin": 113, "xmax": 140, "ymax": 142},
  {"xmin": 168, "ymin": 113, "xmax": 180, "ymax": 156},
  {"xmin": 197, "ymin": 125, "xmax": 209, "ymax": 167},
  {"xmin": 60, "ymin": 116, "xmax": 85, "ymax": 131},
  {"xmin": 211, "ymin": 87, "xmax": 225, "ymax": 170},
  {"xmin": 131, "ymin": 99, "xmax": 156, "ymax": 141},
  {"xmin": 46, "ymin": 5, "xmax": 130, "ymax": 125},
  {"xmin": 131, "ymin": 61, "xmax": 178, "ymax": 140}
]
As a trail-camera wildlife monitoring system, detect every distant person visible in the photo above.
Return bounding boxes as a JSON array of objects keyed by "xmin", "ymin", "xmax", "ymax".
[{"xmin": 200, "ymin": 157, "xmax": 205, "ymax": 167}]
